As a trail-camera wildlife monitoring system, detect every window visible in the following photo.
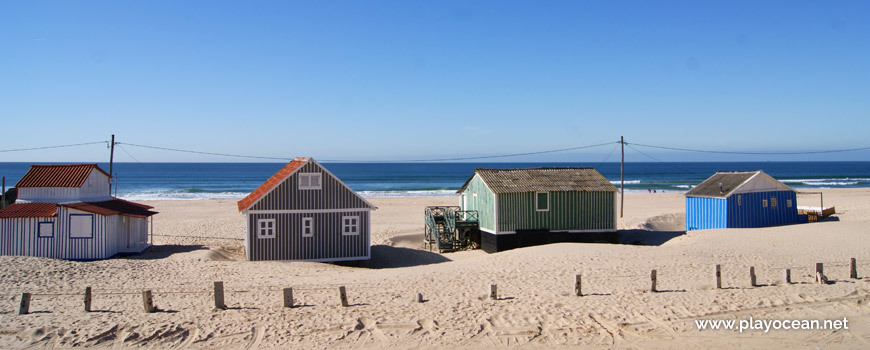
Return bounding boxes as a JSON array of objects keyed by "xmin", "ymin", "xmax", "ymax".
[
  {"xmin": 536, "ymin": 192, "xmax": 549, "ymax": 212},
  {"xmin": 299, "ymin": 173, "xmax": 322, "ymax": 190},
  {"xmin": 737, "ymin": 195, "xmax": 742, "ymax": 206},
  {"xmin": 257, "ymin": 219, "xmax": 276, "ymax": 239},
  {"xmin": 38, "ymin": 222, "xmax": 54, "ymax": 238},
  {"xmin": 762, "ymin": 199, "xmax": 768, "ymax": 208},
  {"xmin": 302, "ymin": 217, "xmax": 314, "ymax": 237},
  {"xmin": 771, "ymin": 197, "xmax": 778, "ymax": 208},
  {"xmin": 342, "ymin": 216, "xmax": 359, "ymax": 236},
  {"xmin": 70, "ymin": 214, "xmax": 93, "ymax": 238},
  {"xmin": 787, "ymin": 199, "xmax": 793, "ymax": 208}
]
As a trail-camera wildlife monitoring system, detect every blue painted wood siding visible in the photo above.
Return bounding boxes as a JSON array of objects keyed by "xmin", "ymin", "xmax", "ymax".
[
  {"xmin": 686, "ymin": 190, "xmax": 799, "ymax": 231},
  {"xmin": 247, "ymin": 211, "xmax": 370, "ymax": 261}
]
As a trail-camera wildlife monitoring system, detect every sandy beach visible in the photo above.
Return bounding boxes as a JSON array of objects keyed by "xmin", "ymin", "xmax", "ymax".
[{"xmin": 2, "ymin": 189, "xmax": 870, "ymax": 348}]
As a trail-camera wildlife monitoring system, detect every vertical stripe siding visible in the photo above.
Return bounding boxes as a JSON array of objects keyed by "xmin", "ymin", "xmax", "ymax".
[
  {"xmin": 458, "ymin": 175, "xmax": 495, "ymax": 231},
  {"xmin": 247, "ymin": 211, "xmax": 370, "ymax": 261},
  {"xmin": 495, "ymin": 191, "xmax": 616, "ymax": 233},
  {"xmin": 250, "ymin": 162, "xmax": 370, "ymax": 211},
  {"xmin": 0, "ymin": 208, "xmax": 120, "ymax": 260},
  {"xmin": 686, "ymin": 190, "xmax": 799, "ymax": 231}
]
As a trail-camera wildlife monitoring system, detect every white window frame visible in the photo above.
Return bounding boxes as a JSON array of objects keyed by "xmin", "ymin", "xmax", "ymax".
[
  {"xmin": 38, "ymin": 222, "xmax": 54, "ymax": 238},
  {"xmin": 298, "ymin": 173, "xmax": 322, "ymax": 190},
  {"xmin": 762, "ymin": 199, "xmax": 768, "ymax": 208},
  {"xmin": 536, "ymin": 191, "xmax": 550, "ymax": 212},
  {"xmin": 257, "ymin": 218, "xmax": 276, "ymax": 239},
  {"xmin": 342, "ymin": 216, "xmax": 360, "ymax": 236},
  {"xmin": 69, "ymin": 214, "xmax": 93, "ymax": 239},
  {"xmin": 302, "ymin": 217, "xmax": 314, "ymax": 238},
  {"xmin": 786, "ymin": 199, "xmax": 793, "ymax": 208}
]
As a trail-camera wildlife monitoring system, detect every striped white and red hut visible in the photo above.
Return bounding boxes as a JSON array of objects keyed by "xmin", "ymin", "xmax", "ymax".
[
  {"xmin": 0, "ymin": 164, "xmax": 157, "ymax": 260},
  {"xmin": 237, "ymin": 157, "xmax": 376, "ymax": 262}
]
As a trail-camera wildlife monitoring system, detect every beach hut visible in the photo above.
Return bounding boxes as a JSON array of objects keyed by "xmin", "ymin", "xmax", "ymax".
[
  {"xmin": 0, "ymin": 164, "xmax": 157, "ymax": 260},
  {"xmin": 237, "ymin": 157, "xmax": 376, "ymax": 262},
  {"xmin": 685, "ymin": 171, "xmax": 799, "ymax": 231},
  {"xmin": 457, "ymin": 167, "xmax": 618, "ymax": 253}
]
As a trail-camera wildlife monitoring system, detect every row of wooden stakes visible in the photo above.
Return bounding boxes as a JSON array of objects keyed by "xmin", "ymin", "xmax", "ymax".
[{"xmin": 15, "ymin": 259, "xmax": 861, "ymax": 315}]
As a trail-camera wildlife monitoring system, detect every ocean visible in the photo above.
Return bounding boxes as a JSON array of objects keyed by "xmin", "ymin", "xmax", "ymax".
[{"xmin": 1, "ymin": 162, "xmax": 869, "ymax": 201}]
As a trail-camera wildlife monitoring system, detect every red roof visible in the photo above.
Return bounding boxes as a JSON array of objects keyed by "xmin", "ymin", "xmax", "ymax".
[
  {"xmin": 16, "ymin": 164, "xmax": 111, "ymax": 188},
  {"xmin": 0, "ymin": 203, "xmax": 58, "ymax": 218},
  {"xmin": 62, "ymin": 199, "xmax": 157, "ymax": 218},
  {"xmin": 237, "ymin": 158, "xmax": 309, "ymax": 212}
]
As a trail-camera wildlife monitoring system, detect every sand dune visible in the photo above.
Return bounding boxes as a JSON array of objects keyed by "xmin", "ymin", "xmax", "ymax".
[{"xmin": 1, "ymin": 189, "xmax": 869, "ymax": 348}]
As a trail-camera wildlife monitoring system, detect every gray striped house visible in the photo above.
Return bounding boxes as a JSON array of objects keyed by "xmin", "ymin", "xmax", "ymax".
[
  {"xmin": 0, "ymin": 164, "xmax": 157, "ymax": 260},
  {"xmin": 237, "ymin": 157, "xmax": 376, "ymax": 262}
]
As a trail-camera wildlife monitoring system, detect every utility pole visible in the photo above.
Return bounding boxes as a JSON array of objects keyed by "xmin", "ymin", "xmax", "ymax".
[
  {"xmin": 1, "ymin": 177, "xmax": 6, "ymax": 209},
  {"xmin": 620, "ymin": 136, "xmax": 624, "ymax": 218},
  {"xmin": 109, "ymin": 134, "xmax": 115, "ymax": 196}
]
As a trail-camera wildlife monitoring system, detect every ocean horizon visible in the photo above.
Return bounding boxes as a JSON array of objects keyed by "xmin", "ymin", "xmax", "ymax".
[{"xmin": 1, "ymin": 161, "xmax": 869, "ymax": 201}]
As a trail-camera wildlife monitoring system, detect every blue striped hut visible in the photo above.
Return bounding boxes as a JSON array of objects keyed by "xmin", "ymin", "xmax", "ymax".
[
  {"xmin": 685, "ymin": 171, "xmax": 799, "ymax": 231},
  {"xmin": 237, "ymin": 157, "xmax": 377, "ymax": 262}
]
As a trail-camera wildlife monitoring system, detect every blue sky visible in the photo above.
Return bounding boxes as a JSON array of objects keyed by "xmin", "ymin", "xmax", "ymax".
[{"xmin": 2, "ymin": 1, "xmax": 868, "ymax": 162}]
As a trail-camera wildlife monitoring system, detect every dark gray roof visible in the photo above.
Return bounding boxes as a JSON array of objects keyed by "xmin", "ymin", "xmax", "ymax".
[
  {"xmin": 458, "ymin": 167, "xmax": 617, "ymax": 194},
  {"xmin": 685, "ymin": 171, "xmax": 759, "ymax": 198}
]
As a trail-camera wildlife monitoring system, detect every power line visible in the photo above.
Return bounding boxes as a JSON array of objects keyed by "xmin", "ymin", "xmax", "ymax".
[
  {"xmin": 0, "ymin": 141, "xmax": 107, "ymax": 153},
  {"xmin": 625, "ymin": 144, "xmax": 702, "ymax": 175},
  {"xmin": 119, "ymin": 141, "xmax": 619, "ymax": 162},
  {"xmin": 118, "ymin": 142, "xmax": 295, "ymax": 161},
  {"xmin": 117, "ymin": 144, "xmax": 141, "ymax": 163},
  {"xmin": 629, "ymin": 142, "xmax": 870, "ymax": 155}
]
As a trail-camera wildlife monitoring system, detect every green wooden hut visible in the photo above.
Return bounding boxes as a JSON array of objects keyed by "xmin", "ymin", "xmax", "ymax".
[{"xmin": 457, "ymin": 167, "xmax": 618, "ymax": 253}]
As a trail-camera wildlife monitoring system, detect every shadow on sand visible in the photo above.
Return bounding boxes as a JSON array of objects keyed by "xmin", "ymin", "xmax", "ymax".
[
  {"xmin": 618, "ymin": 229, "xmax": 686, "ymax": 246},
  {"xmin": 336, "ymin": 245, "xmax": 451, "ymax": 269},
  {"xmin": 124, "ymin": 245, "xmax": 208, "ymax": 260}
]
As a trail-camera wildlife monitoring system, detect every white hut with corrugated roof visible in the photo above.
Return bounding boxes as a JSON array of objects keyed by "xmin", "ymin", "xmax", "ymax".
[{"xmin": 0, "ymin": 164, "xmax": 157, "ymax": 260}]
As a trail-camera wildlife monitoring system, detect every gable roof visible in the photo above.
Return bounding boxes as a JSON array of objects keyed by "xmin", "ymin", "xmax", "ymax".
[
  {"xmin": 458, "ymin": 167, "xmax": 617, "ymax": 194},
  {"xmin": 237, "ymin": 157, "xmax": 376, "ymax": 212},
  {"xmin": 685, "ymin": 171, "xmax": 794, "ymax": 198},
  {"xmin": 62, "ymin": 199, "xmax": 157, "ymax": 218},
  {"xmin": 16, "ymin": 164, "xmax": 111, "ymax": 188},
  {"xmin": 0, "ymin": 202, "xmax": 58, "ymax": 218}
]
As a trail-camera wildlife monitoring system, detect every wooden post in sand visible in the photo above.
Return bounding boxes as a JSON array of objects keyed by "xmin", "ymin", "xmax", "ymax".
[
  {"xmin": 575, "ymin": 274, "xmax": 582, "ymax": 296},
  {"xmin": 815, "ymin": 263, "xmax": 827, "ymax": 284},
  {"xmin": 783, "ymin": 269, "xmax": 792, "ymax": 285},
  {"xmin": 416, "ymin": 293, "xmax": 424, "ymax": 303},
  {"xmin": 490, "ymin": 284, "xmax": 498, "ymax": 300},
  {"xmin": 715, "ymin": 265, "xmax": 722, "ymax": 289},
  {"xmin": 339, "ymin": 286, "xmax": 349, "ymax": 307},
  {"xmin": 749, "ymin": 267, "xmax": 757, "ymax": 287},
  {"xmin": 142, "ymin": 290, "xmax": 155, "ymax": 313},
  {"xmin": 214, "ymin": 281, "xmax": 226, "ymax": 310},
  {"xmin": 650, "ymin": 270, "xmax": 658, "ymax": 293},
  {"xmin": 851, "ymin": 258, "xmax": 858, "ymax": 279},
  {"xmin": 18, "ymin": 293, "xmax": 31, "ymax": 315},
  {"xmin": 283, "ymin": 288, "xmax": 294, "ymax": 308},
  {"xmin": 84, "ymin": 287, "xmax": 92, "ymax": 312}
]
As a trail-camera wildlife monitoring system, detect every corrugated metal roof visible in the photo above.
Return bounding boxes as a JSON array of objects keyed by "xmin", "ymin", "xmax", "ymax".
[
  {"xmin": 237, "ymin": 157, "xmax": 309, "ymax": 212},
  {"xmin": 685, "ymin": 171, "xmax": 759, "ymax": 198},
  {"xmin": 16, "ymin": 164, "xmax": 111, "ymax": 188},
  {"xmin": 0, "ymin": 202, "xmax": 58, "ymax": 218},
  {"xmin": 458, "ymin": 167, "xmax": 617, "ymax": 194},
  {"xmin": 61, "ymin": 199, "xmax": 157, "ymax": 218}
]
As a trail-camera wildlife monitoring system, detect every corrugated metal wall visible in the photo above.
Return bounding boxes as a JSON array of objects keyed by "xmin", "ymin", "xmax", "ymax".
[
  {"xmin": 685, "ymin": 197, "xmax": 728, "ymax": 231},
  {"xmin": 18, "ymin": 171, "xmax": 111, "ymax": 202},
  {"xmin": 727, "ymin": 190, "xmax": 799, "ymax": 228},
  {"xmin": 247, "ymin": 211, "xmax": 369, "ymax": 261},
  {"xmin": 249, "ymin": 162, "xmax": 371, "ymax": 211},
  {"xmin": 0, "ymin": 208, "xmax": 111, "ymax": 260},
  {"xmin": 458, "ymin": 175, "xmax": 495, "ymax": 232},
  {"xmin": 686, "ymin": 190, "xmax": 799, "ymax": 231},
  {"xmin": 497, "ymin": 191, "xmax": 616, "ymax": 233}
]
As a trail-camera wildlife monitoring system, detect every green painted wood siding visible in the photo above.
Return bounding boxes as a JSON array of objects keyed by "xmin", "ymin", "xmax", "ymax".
[
  {"xmin": 459, "ymin": 174, "xmax": 496, "ymax": 232},
  {"xmin": 497, "ymin": 191, "xmax": 615, "ymax": 232}
]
